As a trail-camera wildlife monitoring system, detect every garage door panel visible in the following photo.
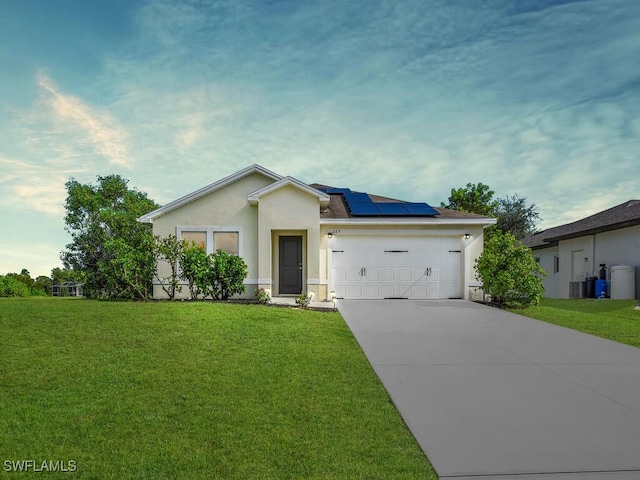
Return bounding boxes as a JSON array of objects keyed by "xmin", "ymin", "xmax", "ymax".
[{"xmin": 332, "ymin": 236, "xmax": 461, "ymax": 299}]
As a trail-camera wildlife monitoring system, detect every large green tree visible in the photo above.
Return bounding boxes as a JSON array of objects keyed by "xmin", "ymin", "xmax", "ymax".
[
  {"xmin": 440, "ymin": 182, "xmax": 497, "ymax": 216},
  {"xmin": 441, "ymin": 183, "xmax": 540, "ymax": 239},
  {"xmin": 494, "ymin": 194, "xmax": 540, "ymax": 240},
  {"xmin": 61, "ymin": 175, "xmax": 158, "ymax": 299}
]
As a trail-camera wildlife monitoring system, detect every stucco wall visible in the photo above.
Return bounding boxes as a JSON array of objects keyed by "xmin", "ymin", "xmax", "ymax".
[
  {"xmin": 256, "ymin": 185, "xmax": 321, "ymax": 297},
  {"xmin": 534, "ymin": 225, "xmax": 640, "ymax": 299},
  {"xmin": 152, "ymin": 172, "xmax": 275, "ymax": 299},
  {"xmin": 593, "ymin": 225, "xmax": 640, "ymax": 299},
  {"xmin": 533, "ymin": 247, "xmax": 560, "ymax": 298}
]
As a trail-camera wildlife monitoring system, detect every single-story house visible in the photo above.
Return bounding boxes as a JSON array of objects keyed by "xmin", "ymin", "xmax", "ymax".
[
  {"xmin": 522, "ymin": 200, "xmax": 640, "ymax": 300},
  {"xmin": 52, "ymin": 282, "xmax": 84, "ymax": 297},
  {"xmin": 138, "ymin": 165, "xmax": 495, "ymax": 301}
]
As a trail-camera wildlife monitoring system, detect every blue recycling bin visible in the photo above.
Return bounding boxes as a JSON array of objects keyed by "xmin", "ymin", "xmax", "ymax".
[{"xmin": 595, "ymin": 279, "xmax": 607, "ymax": 298}]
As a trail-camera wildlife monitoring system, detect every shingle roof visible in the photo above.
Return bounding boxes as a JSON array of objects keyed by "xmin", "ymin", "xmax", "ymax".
[
  {"xmin": 309, "ymin": 183, "xmax": 492, "ymax": 220},
  {"xmin": 523, "ymin": 200, "xmax": 640, "ymax": 249}
]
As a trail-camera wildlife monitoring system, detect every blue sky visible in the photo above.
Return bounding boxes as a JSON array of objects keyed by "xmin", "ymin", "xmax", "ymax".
[{"xmin": 1, "ymin": 0, "xmax": 639, "ymax": 277}]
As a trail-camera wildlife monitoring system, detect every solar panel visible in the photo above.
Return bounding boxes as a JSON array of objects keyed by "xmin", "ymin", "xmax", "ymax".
[
  {"xmin": 376, "ymin": 203, "xmax": 410, "ymax": 215},
  {"xmin": 404, "ymin": 203, "xmax": 439, "ymax": 216},
  {"xmin": 348, "ymin": 202, "xmax": 380, "ymax": 215},
  {"xmin": 319, "ymin": 186, "xmax": 439, "ymax": 217},
  {"xmin": 344, "ymin": 192, "xmax": 373, "ymax": 203}
]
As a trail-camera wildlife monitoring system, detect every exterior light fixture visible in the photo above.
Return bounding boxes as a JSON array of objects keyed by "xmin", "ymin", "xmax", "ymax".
[
  {"xmin": 328, "ymin": 232, "xmax": 333, "ymax": 238},
  {"xmin": 464, "ymin": 233, "xmax": 471, "ymax": 239}
]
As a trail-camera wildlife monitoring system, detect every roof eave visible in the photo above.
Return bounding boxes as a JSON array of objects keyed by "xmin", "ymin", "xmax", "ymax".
[{"xmin": 320, "ymin": 217, "xmax": 496, "ymax": 226}]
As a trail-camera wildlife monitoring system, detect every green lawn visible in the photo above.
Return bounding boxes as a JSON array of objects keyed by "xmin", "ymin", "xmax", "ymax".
[
  {"xmin": 0, "ymin": 298, "xmax": 436, "ymax": 479},
  {"xmin": 513, "ymin": 298, "xmax": 640, "ymax": 348}
]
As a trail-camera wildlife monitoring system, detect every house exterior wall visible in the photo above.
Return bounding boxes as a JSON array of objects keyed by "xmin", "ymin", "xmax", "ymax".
[
  {"xmin": 533, "ymin": 225, "xmax": 640, "ymax": 299},
  {"xmin": 533, "ymin": 247, "xmax": 560, "ymax": 298},
  {"xmin": 152, "ymin": 172, "xmax": 275, "ymax": 299},
  {"xmin": 593, "ymin": 225, "xmax": 640, "ymax": 299},
  {"xmin": 256, "ymin": 185, "xmax": 322, "ymax": 298}
]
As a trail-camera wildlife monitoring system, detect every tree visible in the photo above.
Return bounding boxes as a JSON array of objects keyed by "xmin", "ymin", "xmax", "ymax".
[
  {"xmin": 61, "ymin": 175, "xmax": 158, "ymax": 299},
  {"xmin": 494, "ymin": 194, "xmax": 540, "ymax": 240},
  {"xmin": 474, "ymin": 231, "xmax": 546, "ymax": 308},
  {"xmin": 0, "ymin": 276, "xmax": 30, "ymax": 297},
  {"xmin": 153, "ymin": 235, "xmax": 186, "ymax": 300},
  {"xmin": 441, "ymin": 183, "xmax": 541, "ymax": 239},
  {"xmin": 179, "ymin": 243, "xmax": 210, "ymax": 300},
  {"xmin": 440, "ymin": 182, "xmax": 497, "ymax": 216},
  {"xmin": 34, "ymin": 276, "xmax": 53, "ymax": 296}
]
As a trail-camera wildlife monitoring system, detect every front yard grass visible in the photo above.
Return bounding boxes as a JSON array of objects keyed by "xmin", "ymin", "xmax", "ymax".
[
  {"xmin": 0, "ymin": 298, "xmax": 436, "ymax": 479},
  {"xmin": 514, "ymin": 298, "xmax": 640, "ymax": 348}
]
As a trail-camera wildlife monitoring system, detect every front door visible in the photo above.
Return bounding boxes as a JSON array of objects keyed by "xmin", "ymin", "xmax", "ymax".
[{"xmin": 279, "ymin": 236, "xmax": 302, "ymax": 294}]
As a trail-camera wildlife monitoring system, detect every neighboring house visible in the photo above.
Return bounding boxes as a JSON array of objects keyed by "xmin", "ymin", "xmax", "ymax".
[
  {"xmin": 522, "ymin": 200, "xmax": 640, "ymax": 300},
  {"xmin": 52, "ymin": 282, "xmax": 84, "ymax": 297},
  {"xmin": 138, "ymin": 165, "xmax": 495, "ymax": 301}
]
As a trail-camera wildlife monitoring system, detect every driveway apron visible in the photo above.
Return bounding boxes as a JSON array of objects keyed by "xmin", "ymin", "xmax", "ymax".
[{"xmin": 338, "ymin": 300, "xmax": 640, "ymax": 480}]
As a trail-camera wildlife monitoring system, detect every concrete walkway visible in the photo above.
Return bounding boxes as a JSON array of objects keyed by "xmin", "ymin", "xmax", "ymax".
[{"xmin": 338, "ymin": 300, "xmax": 640, "ymax": 480}]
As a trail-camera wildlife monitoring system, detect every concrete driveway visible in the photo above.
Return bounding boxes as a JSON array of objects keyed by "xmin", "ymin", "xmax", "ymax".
[{"xmin": 338, "ymin": 300, "xmax": 640, "ymax": 480}]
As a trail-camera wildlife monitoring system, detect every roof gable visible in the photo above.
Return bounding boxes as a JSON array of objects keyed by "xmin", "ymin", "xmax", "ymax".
[
  {"xmin": 247, "ymin": 177, "xmax": 330, "ymax": 207},
  {"xmin": 138, "ymin": 164, "xmax": 282, "ymax": 223}
]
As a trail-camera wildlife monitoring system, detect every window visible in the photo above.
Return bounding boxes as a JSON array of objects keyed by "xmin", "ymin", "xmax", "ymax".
[
  {"xmin": 214, "ymin": 232, "xmax": 239, "ymax": 255},
  {"xmin": 182, "ymin": 231, "xmax": 206, "ymax": 249},
  {"xmin": 534, "ymin": 256, "xmax": 540, "ymax": 264},
  {"xmin": 553, "ymin": 255, "xmax": 559, "ymax": 274},
  {"xmin": 177, "ymin": 227, "xmax": 241, "ymax": 255}
]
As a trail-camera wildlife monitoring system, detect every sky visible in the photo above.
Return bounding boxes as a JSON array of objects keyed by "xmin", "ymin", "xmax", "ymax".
[{"xmin": 1, "ymin": 0, "xmax": 639, "ymax": 278}]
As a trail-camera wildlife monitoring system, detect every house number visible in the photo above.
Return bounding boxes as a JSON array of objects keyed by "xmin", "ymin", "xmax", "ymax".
[{"xmin": 329, "ymin": 229, "xmax": 341, "ymax": 234}]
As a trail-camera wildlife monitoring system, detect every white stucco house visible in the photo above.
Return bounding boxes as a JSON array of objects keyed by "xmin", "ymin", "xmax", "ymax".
[
  {"xmin": 138, "ymin": 165, "xmax": 495, "ymax": 301},
  {"xmin": 523, "ymin": 200, "xmax": 640, "ymax": 300}
]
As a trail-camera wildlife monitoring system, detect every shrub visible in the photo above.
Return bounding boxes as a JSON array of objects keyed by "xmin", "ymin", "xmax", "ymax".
[
  {"xmin": 0, "ymin": 276, "xmax": 31, "ymax": 297},
  {"xmin": 474, "ymin": 231, "xmax": 546, "ymax": 308},
  {"xmin": 179, "ymin": 247, "xmax": 248, "ymax": 301},
  {"xmin": 206, "ymin": 250, "xmax": 248, "ymax": 300},
  {"xmin": 255, "ymin": 287, "xmax": 271, "ymax": 305},
  {"xmin": 179, "ymin": 244, "xmax": 210, "ymax": 300},
  {"xmin": 295, "ymin": 293, "xmax": 312, "ymax": 309}
]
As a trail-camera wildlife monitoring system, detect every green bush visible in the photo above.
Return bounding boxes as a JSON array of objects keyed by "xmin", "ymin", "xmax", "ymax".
[
  {"xmin": 179, "ymin": 246, "xmax": 248, "ymax": 300},
  {"xmin": 0, "ymin": 276, "xmax": 31, "ymax": 297},
  {"xmin": 475, "ymin": 231, "xmax": 546, "ymax": 308},
  {"xmin": 205, "ymin": 250, "xmax": 248, "ymax": 300}
]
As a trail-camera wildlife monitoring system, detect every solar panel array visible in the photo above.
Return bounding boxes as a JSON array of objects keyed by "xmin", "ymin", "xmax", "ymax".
[{"xmin": 319, "ymin": 188, "xmax": 439, "ymax": 217}]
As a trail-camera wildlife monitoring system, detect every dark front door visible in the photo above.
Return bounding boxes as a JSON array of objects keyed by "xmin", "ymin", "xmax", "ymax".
[{"xmin": 279, "ymin": 236, "xmax": 302, "ymax": 294}]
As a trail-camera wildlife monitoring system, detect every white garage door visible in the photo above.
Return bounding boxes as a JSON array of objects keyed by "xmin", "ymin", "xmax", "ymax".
[{"xmin": 331, "ymin": 235, "xmax": 461, "ymax": 299}]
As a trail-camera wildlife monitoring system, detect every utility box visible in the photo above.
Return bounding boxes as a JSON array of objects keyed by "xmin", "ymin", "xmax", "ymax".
[{"xmin": 610, "ymin": 265, "xmax": 636, "ymax": 300}]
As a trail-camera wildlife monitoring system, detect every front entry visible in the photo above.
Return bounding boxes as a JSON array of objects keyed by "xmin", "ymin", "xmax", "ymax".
[{"xmin": 279, "ymin": 236, "xmax": 303, "ymax": 294}]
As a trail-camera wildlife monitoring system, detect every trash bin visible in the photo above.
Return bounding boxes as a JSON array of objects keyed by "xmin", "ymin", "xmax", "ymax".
[
  {"xmin": 595, "ymin": 279, "xmax": 607, "ymax": 299},
  {"xmin": 585, "ymin": 276, "xmax": 596, "ymax": 298}
]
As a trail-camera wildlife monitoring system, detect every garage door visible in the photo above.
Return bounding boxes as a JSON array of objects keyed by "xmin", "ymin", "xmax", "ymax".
[{"xmin": 331, "ymin": 236, "xmax": 461, "ymax": 299}]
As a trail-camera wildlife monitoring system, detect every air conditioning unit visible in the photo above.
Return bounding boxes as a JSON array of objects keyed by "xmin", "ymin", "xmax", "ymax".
[{"xmin": 569, "ymin": 281, "xmax": 585, "ymax": 298}]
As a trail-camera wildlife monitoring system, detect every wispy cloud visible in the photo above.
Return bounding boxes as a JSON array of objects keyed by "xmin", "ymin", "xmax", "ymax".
[{"xmin": 36, "ymin": 72, "xmax": 131, "ymax": 167}]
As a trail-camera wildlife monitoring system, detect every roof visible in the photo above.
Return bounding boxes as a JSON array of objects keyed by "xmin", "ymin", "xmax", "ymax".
[
  {"xmin": 137, "ymin": 165, "xmax": 495, "ymax": 225},
  {"xmin": 309, "ymin": 183, "xmax": 494, "ymax": 222},
  {"xmin": 523, "ymin": 200, "xmax": 640, "ymax": 249}
]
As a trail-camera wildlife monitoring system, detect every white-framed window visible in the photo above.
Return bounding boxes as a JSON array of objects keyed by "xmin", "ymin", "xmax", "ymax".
[
  {"xmin": 553, "ymin": 255, "xmax": 559, "ymax": 274},
  {"xmin": 214, "ymin": 232, "xmax": 239, "ymax": 255},
  {"xmin": 177, "ymin": 226, "xmax": 242, "ymax": 255}
]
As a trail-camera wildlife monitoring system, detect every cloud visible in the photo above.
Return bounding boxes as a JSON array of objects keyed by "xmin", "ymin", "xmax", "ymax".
[
  {"xmin": 36, "ymin": 72, "xmax": 131, "ymax": 167},
  {"xmin": 0, "ymin": 156, "xmax": 68, "ymax": 216}
]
